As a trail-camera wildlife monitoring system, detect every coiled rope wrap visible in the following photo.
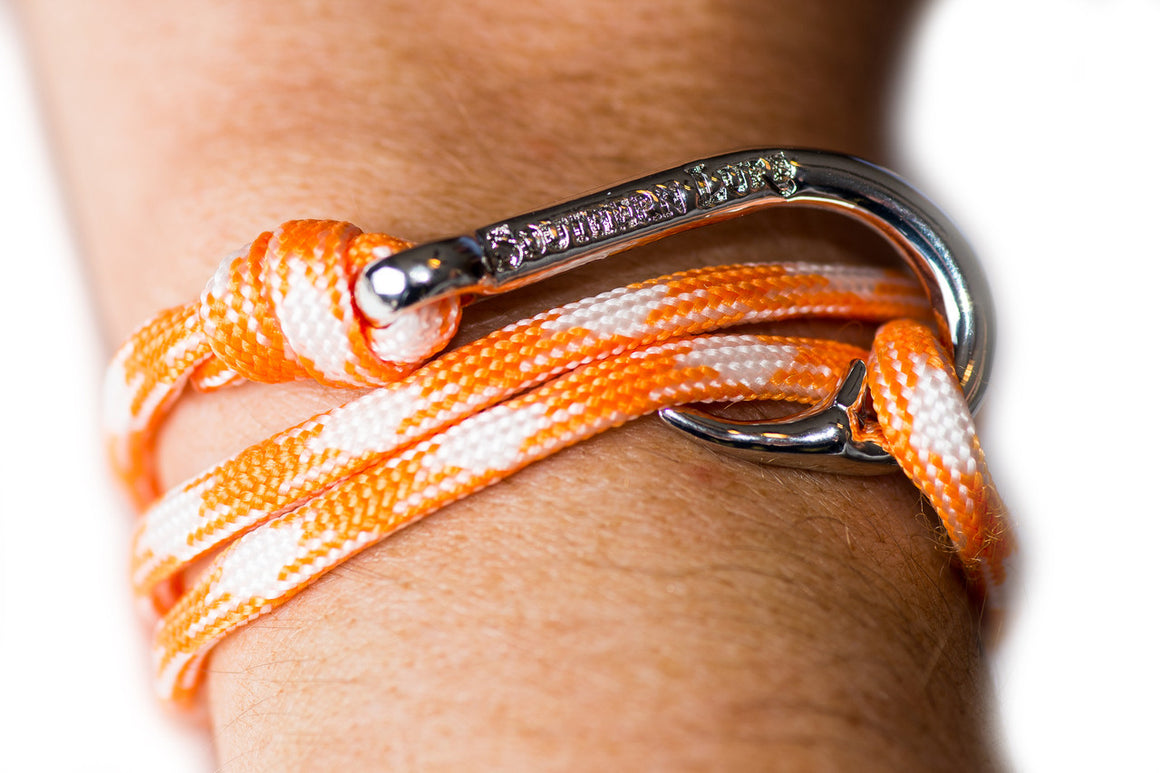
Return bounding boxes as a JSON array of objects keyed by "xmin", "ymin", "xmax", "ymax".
[{"xmin": 104, "ymin": 219, "xmax": 1014, "ymax": 703}]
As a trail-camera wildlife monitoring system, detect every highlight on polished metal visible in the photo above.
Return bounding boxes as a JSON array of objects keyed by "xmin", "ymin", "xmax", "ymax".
[
  {"xmin": 355, "ymin": 148, "xmax": 994, "ymax": 472},
  {"xmin": 659, "ymin": 360, "xmax": 896, "ymax": 475}
]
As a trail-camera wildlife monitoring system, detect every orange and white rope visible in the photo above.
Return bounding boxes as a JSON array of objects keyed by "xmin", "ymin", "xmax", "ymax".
[{"xmin": 104, "ymin": 219, "xmax": 1014, "ymax": 703}]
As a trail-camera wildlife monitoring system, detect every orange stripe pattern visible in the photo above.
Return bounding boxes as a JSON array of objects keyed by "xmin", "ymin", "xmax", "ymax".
[{"xmin": 103, "ymin": 219, "xmax": 1014, "ymax": 703}]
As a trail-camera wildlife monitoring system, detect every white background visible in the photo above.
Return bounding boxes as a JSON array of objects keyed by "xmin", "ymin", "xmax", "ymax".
[{"xmin": 1, "ymin": 1, "xmax": 1156, "ymax": 770}]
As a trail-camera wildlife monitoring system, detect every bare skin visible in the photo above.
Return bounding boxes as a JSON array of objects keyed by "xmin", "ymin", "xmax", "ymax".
[{"xmin": 19, "ymin": 1, "xmax": 1003, "ymax": 769}]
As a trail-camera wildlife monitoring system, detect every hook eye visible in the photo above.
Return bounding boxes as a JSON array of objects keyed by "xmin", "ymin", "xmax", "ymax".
[{"xmin": 657, "ymin": 360, "xmax": 896, "ymax": 475}]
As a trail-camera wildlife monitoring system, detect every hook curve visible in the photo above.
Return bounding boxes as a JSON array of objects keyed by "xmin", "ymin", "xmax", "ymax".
[{"xmin": 657, "ymin": 360, "xmax": 895, "ymax": 475}]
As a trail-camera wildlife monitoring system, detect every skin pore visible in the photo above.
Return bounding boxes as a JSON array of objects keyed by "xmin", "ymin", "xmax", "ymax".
[{"xmin": 19, "ymin": 1, "xmax": 1003, "ymax": 769}]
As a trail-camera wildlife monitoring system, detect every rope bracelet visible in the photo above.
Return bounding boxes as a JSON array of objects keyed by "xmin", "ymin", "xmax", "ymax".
[{"xmin": 103, "ymin": 149, "xmax": 1015, "ymax": 704}]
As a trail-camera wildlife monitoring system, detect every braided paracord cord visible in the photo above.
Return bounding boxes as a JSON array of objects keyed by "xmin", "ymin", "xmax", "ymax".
[{"xmin": 104, "ymin": 219, "xmax": 1014, "ymax": 703}]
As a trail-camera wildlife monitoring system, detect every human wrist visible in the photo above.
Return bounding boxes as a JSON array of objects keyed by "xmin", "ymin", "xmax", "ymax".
[{"xmin": 20, "ymin": 0, "xmax": 1007, "ymax": 768}]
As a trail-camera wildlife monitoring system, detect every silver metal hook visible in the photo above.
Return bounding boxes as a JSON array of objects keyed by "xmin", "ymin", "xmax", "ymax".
[{"xmin": 354, "ymin": 149, "xmax": 992, "ymax": 472}]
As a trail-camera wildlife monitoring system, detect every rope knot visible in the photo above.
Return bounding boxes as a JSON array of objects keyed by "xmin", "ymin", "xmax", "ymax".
[{"xmin": 197, "ymin": 220, "xmax": 461, "ymax": 389}]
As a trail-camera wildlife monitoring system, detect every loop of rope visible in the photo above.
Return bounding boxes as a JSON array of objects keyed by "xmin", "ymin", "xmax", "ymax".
[
  {"xmin": 129, "ymin": 261, "xmax": 930, "ymax": 609},
  {"xmin": 154, "ymin": 333, "xmax": 873, "ymax": 699},
  {"xmin": 105, "ymin": 220, "xmax": 456, "ymax": 505},
  {"xmin": 199, "ymin": 219, "xmax": 457, "ymax": 388},
  {"xmin": 104, "ymin": 222, "xmax": 1015, "ymax": 703}
]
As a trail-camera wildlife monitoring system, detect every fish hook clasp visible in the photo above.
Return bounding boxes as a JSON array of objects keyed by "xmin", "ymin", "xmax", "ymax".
[{"xmin": 355, "ymin": 149, "xmax": 993, "ymax": 473}]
